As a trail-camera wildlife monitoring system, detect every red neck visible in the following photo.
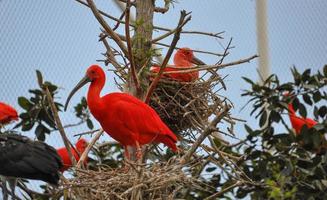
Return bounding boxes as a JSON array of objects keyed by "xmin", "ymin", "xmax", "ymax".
[{"xmin": 87, "ymin": 75, "xmax": 105, "ymax": 116}]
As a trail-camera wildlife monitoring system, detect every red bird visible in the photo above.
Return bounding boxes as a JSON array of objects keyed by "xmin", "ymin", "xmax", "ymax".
[
  {"xmin": 287, "ymin": 102, "xmax": 317, "ymax": 135},
  {"xmin": 0, "ymin": 102, "xmax": 18, "ymax": 125},
  {"xmin": 57, "ymin": 138, "xmax": 88, "ymax": 172},
  {"xmin": 151, "ymin": 47, "xmax": 205, "ymax": 82},
  {"xmin": 64, "ymin": 65, "xmax": 177, "ymax": 159}
]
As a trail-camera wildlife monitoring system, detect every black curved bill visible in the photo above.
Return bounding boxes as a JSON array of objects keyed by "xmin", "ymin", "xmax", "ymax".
[
  {"xmin": 191, "ymin": 56, "xmax": 206, "ymax": 65},
  {"xmin": 64, "ymin": 75, "xmax": 91, "ymax": 111}
]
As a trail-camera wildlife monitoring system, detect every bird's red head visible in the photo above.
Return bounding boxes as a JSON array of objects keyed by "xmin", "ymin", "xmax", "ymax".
[
  {"xmin": 0, "ymin": 102, "xmax": 18, "ymax": 125},
  {"xmin": 174, "ymin": 47, "xmax": 205, "ymax": 66},
  {"xmin": 76, "ymin": 138, "xmax": 88, "ymax": 153},
  {"xmin": 64, "ymin": 65, "xmax": 105, "ymax": 111},
  {"xmin": 86, "ymin": 65, "xmax": 105, "ymax": 81}
]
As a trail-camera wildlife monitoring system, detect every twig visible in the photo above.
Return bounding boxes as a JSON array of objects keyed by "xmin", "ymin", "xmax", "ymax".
[
  {"xmin": 44, "ymin": 87, "xmax": 76, "ymax": 165},
  {"xmin": 75, "ymin": 0, "xmax": 223, "ymax": 39},
  {"xmin": 76, "ymin": 129, "xmax": 104, "ymax": 168},
  {"xmin": 85, "ymin": 0, "xmax": 128, "ymax": 56},
  {"xmin": 155, "ymin": 42, "xmax": 224, "ymax": 57},
  {"xmin": 162, "ymin": 55, "xmax": 258, "ymax": 75},
  {"xmin": 181, "ymin": 105, "xmax": 231, "ymax": 164},
  {"xmin": 204, "ymin": 181, "xmax": 242, "ymax": 200},
  {"xmin": 125, "ymin": 0, "xmax": 140, "ymax": 92},
  {"xmin": 145, "ymin": 10, "xmax": 191, "ymax": 103}
]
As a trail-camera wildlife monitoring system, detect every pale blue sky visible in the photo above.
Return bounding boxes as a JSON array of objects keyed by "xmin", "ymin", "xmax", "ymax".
[{"xmin": 1, "ymin": 0, "xmax": 326, "ymax": 196}]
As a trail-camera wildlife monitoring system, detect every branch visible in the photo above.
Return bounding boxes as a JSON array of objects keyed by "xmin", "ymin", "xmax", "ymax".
[
  {"xmin": 144, "ymin": 10, "xmax": 191, "ymax": 103},
  {"xmin": 76, "ymin": 129, "xmax": 104, "ymax": 168},
  {"xmin": 155, "ymin": 42, "xmax": 224, "ymax": 57},
  {"xmin": 44, "ymin": 86, "xmax": 76, "ymax": 165},
  {"xmin": 85, "ymin": 0, "xmax": 128, "ymax": 56},
  {"xmin": 204, "ymin": 181, "xmax": 242, "ymax": 200},
  {"xmin": 180, "ymin": 105, "xmax": 231, "ymax": 164},
  {"xmin": 125, "ymin": 0, "xmax": 140, "ymax": 91},
  {"xmin": 75, "ymin": 0, "xmax": 222, "ymax": 38},
  {"xmin": 162, "ymin": 55, "xmax": 258, "ymax": 75}
]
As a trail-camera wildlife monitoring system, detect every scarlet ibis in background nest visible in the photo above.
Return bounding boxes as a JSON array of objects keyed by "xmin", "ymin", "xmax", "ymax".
[
  {"xmin": 0, "ymin": 102, "xmax": 18, "ymax": 126},
  {"xmin": 151, "ymin": 47, "xmax": 205, "ymax": 82},
  {"xmin": 0, "ymin": 133, "xmax": 63, "ymax": 200},
  {"xmin": 287, "ymin": 102, "xmax": 317, "ymax": 135},
  {"xmin": 64, "ymin": 65, "xmax": 178, "ymax": 160},
  {"xmin": 57, "ymin": 138, "xmax": 88, "ymax": 172}
]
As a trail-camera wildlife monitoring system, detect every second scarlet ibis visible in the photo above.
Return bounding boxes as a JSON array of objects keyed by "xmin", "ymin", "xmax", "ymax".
[
  {"xmin": 287, "ymin": 101, "xmax": 317, "ymax": 135},
  {"xmin": 64, "ymin": 65, "xmax": 178, "ymax": 159},
  {"xmin": 57, "ymin": 138, "xmax": 88, "ymax": 172},
  {"xmin": 0, "ymin": 102, "xmax": 18, "ymax": 126},
  {"xmin": 151, "ymin": 47, "xmax": 205, "ymax": 82}
]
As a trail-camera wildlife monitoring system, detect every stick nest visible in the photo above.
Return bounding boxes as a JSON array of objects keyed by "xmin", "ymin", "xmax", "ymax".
[
  {"xmin": 64, "ymin": 160, "xmax": 207, "ymax": 200},
  {"xmin": 150, "ymin": 73, "xmax": 229, "ymax": 137}
]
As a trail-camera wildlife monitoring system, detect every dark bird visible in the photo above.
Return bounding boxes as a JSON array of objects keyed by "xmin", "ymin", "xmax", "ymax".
[{"xmin": 0, "ymin": 133, "xmax": 63, "ymax": 200}]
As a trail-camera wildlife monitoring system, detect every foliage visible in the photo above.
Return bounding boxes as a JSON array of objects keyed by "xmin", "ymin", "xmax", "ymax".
[{"xmin": 236, "ymin": 66, "xmax": 327, "ymax": 199}]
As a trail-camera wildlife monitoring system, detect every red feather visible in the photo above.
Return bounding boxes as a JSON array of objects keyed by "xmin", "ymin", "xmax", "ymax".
[{"xmin": 0, "ymin": 102, "xmax": 18, "ymax": 125}]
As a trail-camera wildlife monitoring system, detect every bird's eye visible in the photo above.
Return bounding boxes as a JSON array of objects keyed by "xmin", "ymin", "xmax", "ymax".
[{"xmin": 91, "ymin": 71, "xmax": 96, "ymax": 74}]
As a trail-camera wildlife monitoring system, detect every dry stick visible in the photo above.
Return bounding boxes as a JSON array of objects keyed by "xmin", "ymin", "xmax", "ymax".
[
  {"xmin": 117, "ymin": 0, "xmax": 170, "ymax": 14},
  {"xmin": 155, "ymin": 42, "xmax": 224, "ymax": 57},
  {"xmin": 181, "ymin": 105, "xmax": 231, "ymax": 164},
  {"xmin": 125, "ymin": 0, "xmax": 140, "ymax": 92},
  {"xmin": 75, "ymin": 0, "xmax": 222, "ymax": 38},
  {"xmin": 162, "ymin": 55, "xmax": 258, "ymax": 75},
  {"xmin": 144, "ymin": 10, "xmax": 191, "ymax": 104},
  {"xmin": 76, "ymin": 129, "xmax": 104, "ymax": 168},
  {"xmin": 44, "ymin": 87, "xmax": 76, "ymax": 165},
  {"xmin": 86, "ymin": 0, "xmax": 128, "ymax": 56},
  {"xmin": 204, "ymin": 181, "xmax": 242, "ymax": 200}
]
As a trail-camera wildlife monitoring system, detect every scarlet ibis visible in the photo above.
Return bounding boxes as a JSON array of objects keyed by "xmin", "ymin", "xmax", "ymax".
[
  {"xmin": 57, "ymin": 138, "xmax": 88, "ymax": 172},
  {"xmin": 0, "ymin": 133, "xmax": 63, "ymax": 200},
  {"xmin": 151, "ymin": 47, "xmax": 205, "ymax": 82},
  {"xmin": 0, "ymin": 102, "xmax": 18, "ymax": 126},
  {"xmin": 64, "ymin": 65, "xmax": 178, "ymax": 159},
  {"xmin": 287, "ymin": 100, "xmax": 317, "ymax": 135}
]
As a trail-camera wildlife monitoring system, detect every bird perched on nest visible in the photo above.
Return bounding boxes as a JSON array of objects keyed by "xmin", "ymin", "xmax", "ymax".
[
  {"xmin": 151, "ymin": 47, "xmax": 205, "ymax": 82},
  {"xmin": 64, "ymin": 65, "xmax": 178, "ymax": 160},
  {"xmin": 0, "ymin": 102, "xmax": 63, "ymax": 199},
  {"xmin": 57, "ymin": 138, "xmax": 88, "ymax": 172},
  {"xmin": 0, "ymin": 102, "xmax": 18, "ymax": 127}
]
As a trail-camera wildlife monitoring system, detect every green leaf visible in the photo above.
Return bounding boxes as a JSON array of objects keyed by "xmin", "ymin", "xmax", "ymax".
[
  {"xmin": 242, "ymin": 77, "xmax": 255, "ymax": 85},
  {"xmin": 36, "ymin": 70, "xmax": 43, "ymax": 88},
  {"xmin": 35, "ymin": 124, "xmax": 46, "ymax": 141},
  {"xmin": 318, "ymin": 106, "xmax": 327, "ymax": 118},
  {"xmin": 302, "ymin": 93, "xmax": 312, "ymax": 105},
  {"xmin": 313, "ymin": 91, "xmax": 322, "ymax": 102},
  {"xmin": 259, "ymin": 110, "xmax": 268, "ymax": 127},
  {"xmin": 22, "ymin": 121, "xmax": 34, "ymax": 131},
  {"xmin": 18, "ymin": 97, "xmax": 32, "ymax": 110},
  {"xmin": 205, "ymin": 167, "xmax": 216, "ymax": 172},
  {"xmin": 86, "ymin": 119, "xmax": 94, "ymax": 130},
  {"xmin": 323, "ymin": 65, "xmax": 327, "ymax": 77},
  {"xmin": 298, "ymin": 103, "xmax": 307, "ymax": 118}
]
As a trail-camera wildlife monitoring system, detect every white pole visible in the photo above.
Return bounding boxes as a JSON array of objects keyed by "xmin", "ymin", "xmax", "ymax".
[{"xmin": 256, "ymin": 0, "xmax": 270, "ymax": 82}]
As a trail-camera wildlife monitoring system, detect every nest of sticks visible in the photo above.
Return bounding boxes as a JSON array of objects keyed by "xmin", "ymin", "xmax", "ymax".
[
  {"xmin": 149, "ymin": 72, "xmax": 228, "ymax": 137},
  {"xmin": 64, "ymin": 159, "xmax": 209, "ymax": 200}
]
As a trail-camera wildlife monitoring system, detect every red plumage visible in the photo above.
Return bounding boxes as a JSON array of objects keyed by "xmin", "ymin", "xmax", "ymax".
[
  {"xmin": 151, "ymin": 48, "xmax": 201, "ymax": 82},
  {"xmin": 65, "ymin": 65, "xmax": 178, "ymax": 158},
  {"xmin": 0, "ymin": 102, "xmax": 18, "ymax": 125},
  {"xmin": 57, "ymin": 138, "xmax": 88, "ymax": 172},
  {"xmin": 287, "ymin": 103, "xmax": 317, "ymax": 134},
  {"xmin": 85, "ymin": 66, "xmax": 178, "ymax": 152}
]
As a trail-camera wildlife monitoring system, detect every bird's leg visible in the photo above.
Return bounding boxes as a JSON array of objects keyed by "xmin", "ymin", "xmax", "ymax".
[
  {"xmin": 1, "ymin": 176, "xmax": 8, "ymax": 200},
  {"xmin": 8, "ymin": 177, "xmax": 17, "ymax": 200},
  {"xmin": 135, "ymin": 141, "xmax": 143, "ymax": 161}
]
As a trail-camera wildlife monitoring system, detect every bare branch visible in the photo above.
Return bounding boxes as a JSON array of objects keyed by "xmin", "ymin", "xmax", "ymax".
[
  {"xmin": 44, "ymin": 87, "xmax": 76, "ymax": 165},
  {"xmin": 180, "ymin": 105, "xmax": 231, "ymax": 164},
  {"xmin": 204, "ymin": 181, "xmax": 242, "ymax": 200},
  {"xmin": 76, "ymin": 129, "xmax": 104, "ymax": 168},
  {"xmin": 85, "ymin": 0, "xmax": 128, "ymax": 56},
  {"xmin": 125, "ymin": 0, "xmax": 140, "ymax": 91},
  {"xmin": 145, "ymin": 10, "xmax": 192, "ymax": 103}
]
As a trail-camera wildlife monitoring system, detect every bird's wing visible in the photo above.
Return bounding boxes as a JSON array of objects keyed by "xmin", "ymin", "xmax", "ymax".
[
  {"xmin": 104, "ymin": 93, "xmax": 176, "ymax": 139},
  {"xmin": 0, "ymin": 134, "xmax": 62, "ymax": 184}
]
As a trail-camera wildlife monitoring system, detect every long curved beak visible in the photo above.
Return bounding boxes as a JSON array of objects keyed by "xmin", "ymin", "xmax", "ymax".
[
  {"xmin": 191, "ymin": 56, "xmax": 206, "ymax": 65},
  {"xmin": 64, "ymin": 75, "xmax": 91, "ymax": 111}
]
